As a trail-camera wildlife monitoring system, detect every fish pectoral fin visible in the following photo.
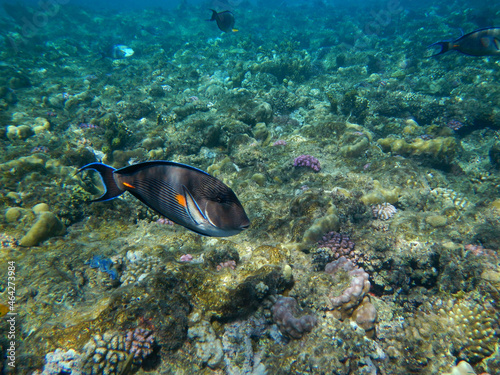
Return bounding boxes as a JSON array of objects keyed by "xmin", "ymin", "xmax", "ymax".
[
  {"xmin": 205, "ymin": 208, "xmax": 218, "ymax": 227},
  {"xmin": 494, "ymin": 38, "xmax": 500, "ymax": 50},
  {"xmin": 183, "ymin": 186, "xmax": 208, "ymax": 226}
]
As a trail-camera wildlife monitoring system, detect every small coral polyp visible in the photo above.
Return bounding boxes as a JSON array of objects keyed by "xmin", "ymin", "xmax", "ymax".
[
  {"xmin": 293, "ymin": 154, "xmax": 321, "ymax": 172},
  {"xmin": 372, "ymin": 202, "xmax": 397, "ymax": 220}
]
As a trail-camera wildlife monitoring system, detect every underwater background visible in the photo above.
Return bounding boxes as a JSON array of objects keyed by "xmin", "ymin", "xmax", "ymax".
[{"xmin": 0, "ymin": 0, "xmax": 500, "ymax": 374}]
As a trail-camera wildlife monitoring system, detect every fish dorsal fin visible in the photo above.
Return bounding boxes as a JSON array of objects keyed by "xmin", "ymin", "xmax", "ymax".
[
  {"xmin": 117, "ymin": 160, "xmax": 211, "ymax": 177},
  {"xmin": 209, "ymin": 9, "xmax": 218, "ymax": 21}
]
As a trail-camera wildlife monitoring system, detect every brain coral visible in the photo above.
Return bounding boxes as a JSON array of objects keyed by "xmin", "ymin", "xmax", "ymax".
[
  {"xmin": 271, "ymin": 296, "xmax": 317, "ymax": 339},
  {"xmin": 325, "ymin": 256, "xmax": 371, "ymax": 312}
]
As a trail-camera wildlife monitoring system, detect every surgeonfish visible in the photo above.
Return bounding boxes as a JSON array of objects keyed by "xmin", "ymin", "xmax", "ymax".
[
  {"xmin": 429, "ymin": 27, "xmax": 500, "ymax": 56},
  {"xmin": 209, "ymin": 10, "xmax": 238, "ymax": 33},
  {"xmin": 78, "ymin": 161, "xmax": 250, "ymax": 237}
]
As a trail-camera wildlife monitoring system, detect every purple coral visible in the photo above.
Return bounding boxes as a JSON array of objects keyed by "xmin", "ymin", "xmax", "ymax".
[
  {"xmin": 446, "ymin": 119, "xmax": 464, "ymax": 131},
  {"xmin": 180, "ymin": 254, "xmax": 193, "ymax": 262},
  {"xmin": 317, "ymin": 232, "xmax": 355, "ymax": 259},
  {"xmin": 157, "ymin": 217, "xmax": 174, "ymax": 225},
  {"xmin": 272, "ymin": 140, "xmax": 287, "ymax": 146},
  {"xmin": 293, "ymin": 154, "xmax": 321, "ymax": 172},
  {"xmin": 271, "ymin": 296, "xmax": 317, "ymax": 339},
  {"xmin": 125, "ymin": 328, "xmax": 154, "ymax": 359},
  {"xmin": 216, "ymin": 260, "xmax": 237, "ymax": 271},
  {"xmin": 325, "ymin": 256, "xmax": 370, "ymax": 310}
]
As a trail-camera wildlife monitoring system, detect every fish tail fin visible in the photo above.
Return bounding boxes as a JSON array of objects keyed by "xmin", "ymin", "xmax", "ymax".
[
  {"xmin": 78, "ymin": 162, "xmax": 124, "ymax": 202},
  {"xmin": 428, "ymin": 41, "xmax": 452, "ymax": 56},
  {"xmin": 209, "ymin": 9, "xmax": 217, "ymax": 21}
]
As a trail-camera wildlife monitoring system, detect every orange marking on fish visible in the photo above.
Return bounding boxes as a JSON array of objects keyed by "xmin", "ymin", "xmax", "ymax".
[
  {"xmin": 176, "ymin": 194, "xmax": 187, "ymax": 207},
  {"xmin": 123, "ymin": 182, "xmax": 135, "ymax": 189}
]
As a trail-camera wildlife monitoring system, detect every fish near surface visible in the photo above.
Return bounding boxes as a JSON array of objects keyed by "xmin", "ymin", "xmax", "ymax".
[
  {"xmin": 429, "ymin": 27, "xmax": 500, "ymax": 56},
  {"xmin": 78, "ymin": 161, "xmax": 250, "ymax": 237},
  {"xmin": 209, "ymin": 10, "xmax": 238, "ymax": 33}
]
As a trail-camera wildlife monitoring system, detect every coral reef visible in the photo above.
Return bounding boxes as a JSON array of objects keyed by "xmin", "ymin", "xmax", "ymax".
[
  {"xmin": 2, "ymin": 1, "xmax": 500, "ymax": 374},
  {"xmin": 311, "ymin": 231, "xmax": 358, "ymax": 270},
  {"xmin": 19, "ymin": 210, "xmax": 65, "ymax": 246},
  {"xmin": 38, "ymin": 348, "xmax": 84, "ymax": 375},
  {"xmin": 187, "ymin": 321, "xmax": 224, "ymax": 369},
  {"xmin": 371, "ymin": 203, "xmax": 397, "ymax": 220},
  {"xmin": 325, "ymin": 257, "xmax": 371, "ymax": 315},
  {"xmin": 271, "ymin": 296, "xmax": 317, "ymax": 339},
  {"xmin": 317, "ymin": 231, "xmax": 355, "ymax": 257},
  {"xmin": 221, "ymin": 318, "xmax": 268, "ymax": 374},
  {"xmin": 86, "ymin": 255, "xmax": 118, "ymax": 280},
  {"xmin": 119, "ymin": 250, "xmax": 162, "ymax": 286},
  {"xmin": 82, "ymin": 328, "xmax": 154, "ymax": 375},
  {"xmin": 124, "ymin": 327, "xmax": 155, "ymax": 359},
  {"xmin": 293, "ymin": 154, "xmax": 321, "ymax": 172}
]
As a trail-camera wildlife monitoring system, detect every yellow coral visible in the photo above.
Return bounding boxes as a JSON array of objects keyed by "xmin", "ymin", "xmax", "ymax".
[{"xmin": 439, "ymin": 299, "xmax": 497, "ymax": 362}]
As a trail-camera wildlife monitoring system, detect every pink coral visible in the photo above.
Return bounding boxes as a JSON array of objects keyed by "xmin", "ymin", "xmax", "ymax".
[
  {"xmin": 293, "ymin": 154, "xmax": 321, "ymax": 172},
  {"xmin": 272, "ymin": 140, "xmax": 287, "ymax": 146},
  {"xmin": 325, "ymin": 256, "xmax": 370, "ymax": 310},
  {"xmin": 317, "ymin": 232, "xmax": 355, "ymax": 259},
  {"xmin": 372, "ymin": 203, "xmax": 396, "ymax": 220},
  {"xmin": 216, "ymin": 260, "xmax": 236, "ymax": 271},
  {"xmin": 180, "ymin": 254, "xmax": 193, "ymax": 262},
  {"xmin": 125, "ymin": 328, "xmax": 154, "ymax": 359},
  {"xmin": 157, "ymin": 218, "xmax": 174, "ymax": 225}
]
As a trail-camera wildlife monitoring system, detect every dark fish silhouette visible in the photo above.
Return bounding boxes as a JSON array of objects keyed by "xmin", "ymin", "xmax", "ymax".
[
  {"xmin": 429, "ymin": 27, "xmax": 500, "ymax": 56},
  {"xmin": 209, "ymin": 10, "xmax": 238, "ymax": 33},
  {"xmin": 99, "ymin": 45, "xmax": 134, "ymax": 60},
  {"xmin": 78, "ymin": 161, "xmax": 250, "ymax": 237}
]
